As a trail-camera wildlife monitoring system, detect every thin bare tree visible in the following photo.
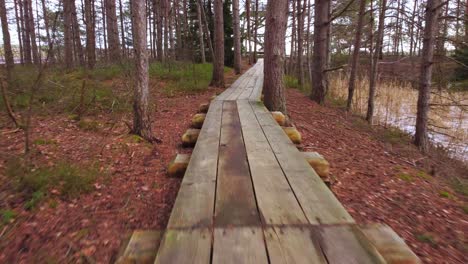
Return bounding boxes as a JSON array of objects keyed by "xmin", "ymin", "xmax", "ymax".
[{"xmin": 210, "ymin": 0, "xmax": 224, "ymax": 87}]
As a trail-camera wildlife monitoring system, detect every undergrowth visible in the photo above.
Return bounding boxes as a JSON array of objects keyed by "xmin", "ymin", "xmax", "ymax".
[{"xmin": 5, "ymin": 158, "xmax": 102, "ymax": 209}]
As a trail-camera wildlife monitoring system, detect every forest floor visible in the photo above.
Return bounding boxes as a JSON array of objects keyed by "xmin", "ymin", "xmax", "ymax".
[{"xmin": 0, "ymin": 64, "xmax": 467, "ymax": 263}]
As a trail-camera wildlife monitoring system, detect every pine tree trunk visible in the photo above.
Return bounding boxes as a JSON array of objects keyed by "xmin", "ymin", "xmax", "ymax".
[
  {"xmin": 64, "ymin": 0, "xmax": 74, "ymax": 68},
  {"xmin": 41, "ymin": 0, "xmax": 54, "ymax": 63},
  {"xmin": 197, "ymin": 0, "xmax": 214, "ymax": 61},
  {"xmin": 155, "ymin": 0, "xmax": 163, "ymax": 61},
  {"xmin": 85, "ymin": 0, "xmax": 96, "ymax": 68},
  {"xmin": 264, "ymin": 0, "xmax": 288, "ymax": 113},
  {"xmin": 289, "ymin": 0, "xmax": 296, "ymax": 74},
  {"xmin": 0, "ymin": 0, "xmax": 14, "ymax": 73},
  {"xmin": 346, "ymin": 0, "xmax": 366, "ymax": 111},
  {"xmin": 71, "ymin": 0, "xmax": 85, "ymax": 66},
  {"xmin": 119, "ymin": 0, "xmax": 126, "ymax": 58},
  {"xmin": 197, "ymin": 1, "xmax": 206, "ymax": 63},
  {"xmin": 253, "ymin": 0, "xmax": 258, "ymax": 63},
  {"xmin": 415, "ymin": 0, "xmax": 441, "ymax": 152},
  {"xmin": 310, "ymin": 0, "xmax": 329, "ymax": 104},
  {"xmin": 25, "ymin": 0, "xmax": 39, "ymax": 64},
  {"xmin": 296, "ymin": 0, "xmax": 306, "ymax": 87},
  {"xmin": 210, "ymin": 0, "xmax": 224, "ymax": 87},
  {"xmin": 246, "ymin": 0, "xmax": 251, "ymax": 64},
  {"xmin": 131, "ymin": 0, "xmax": 154, "ymax": 141},
  {"xmin": 106, "ymin": 0, "xmax": 120, "ymax": 61},
  {"xmin": 366, "ymin": 0, "xmax": 387, "ymax": 123},
  {"xmin": 233, "ymin": 0, "xmax": 241, "ymax": 74},
  {"xmin": 21, "ymin": 0, "xmax": 32, "ymax": 64},
  {"xmin": 14, "ymin": 0, "xmax": 24, "ymax": 64}
]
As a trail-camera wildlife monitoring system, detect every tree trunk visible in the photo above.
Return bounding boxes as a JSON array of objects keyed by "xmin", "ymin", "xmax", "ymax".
[
  {"xmin": 310, "ymin": 0, "xmax": 329, "ymax": 104},
  {"xmin": 131, "ymin": 0, "xmax": 154, "ymax": 141},
  {"xmin": 246, "ymin": 0, "xmax": 251, "ymax": 64},
  {"xmin": 197, "ymin": 0, "xmax": 214, "ymax": 61},
  {"xmin": 296, "ymin": 0, "xmax": 306, "ymax": 87},
  {"xmin": 233, "ymin": 0, "xmax": 241, "ymax": 74},
  {"xmin": 119, "ymin": 0, "xmax": 126, "ymax": 58},
  {"xmin": 85, "ymin": 0, "xmax": 96, "ymax": 68},
  {"xmin": 14, "ymin": 0, "xmax": 24, "ymax": 64},
  {"xmin": 253, "ymin": 0, "xmax": 258, "ymax": 63},
  {"xmin": 155, "ymin": 0, "xmax": 163, "ymax": 61},
  {"xmin": 0, "ymin": 0, "xmax": 14, "ymax": 74},
  {"xmin": 366, "ymin": 0, "xmax": 387, "ymax": 123},
  {"xmin": 63, "ymin": 0, "xmax": 74, "ymax": 68},
  {"xmin": 41, "ymin": 0, "xmax": 54, "ymax": 63},
  {"xmin": 21, "ymin": 0, "xmax": 31, "ymax": 64},
  {"xmin": 264, "ymin": 0, "xmax": 288, "ymax": 113},
  {"xmin": 346, "ymin": 0, "xmax": 366, "ymax": 111},
  {"xmin": 106, "ymin": 0, "xmax": 120, "ymax": 61},
  {"xmin": 196, "ymin": 1, "xmax": 206, "ymax": 63},
  {"xmin": 71, "ymin": 0, "xmax": 85, "ymax": 66},
  {"xmin": 25, "ymin": 0, "xmax": 39, "ymax": 64},
  {"xmin": 414, "ymin": 0, "xmax": 441, "ymax": 152},
  {"xmin": 289, "ymin": 0, "xmax": 296, "ymax": 74},
  {"xmin": 210, "ymin": 0, "xmax": 224, "ymax": 87}
]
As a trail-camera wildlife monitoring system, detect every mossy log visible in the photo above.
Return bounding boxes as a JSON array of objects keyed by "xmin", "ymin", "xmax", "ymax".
[
  {"xmin": 271, "ymin": 111, "xmax": 286, "ymax": 126},
  {"xmin": 181, "ymin": 129, "xmax": 200, "ymax": 147},
  {"xmin": 360, "ymin": 224, "xmax": 421, "ymax": 264},
  {"xmin": 116, "ymin": 230, "xmax": 163, "ymax": 264},
  {"xmin": 199, "ymin": 103, "xmax": 210, "ymax": 113},
  {"xmin": 192, "ymin": 113, "xmax": 206, "ymax": 129},
  {"xmin": 282, "ymin": 126, "xmax": 302, "ymax": 144},
  {"xmin": 168, "ymin": 154, "xmax": 191, "ymax": 177},
  {"xmin": 301, "ymin": 152, "xmax": 330, "ymax": 178}
]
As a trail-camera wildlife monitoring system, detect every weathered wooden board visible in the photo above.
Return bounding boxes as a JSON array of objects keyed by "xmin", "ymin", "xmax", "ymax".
[
  {"xmin": 166, "ymin": 100, "xmax": 223, "ymax": 229},
  {"xmin": 251, "ymin": 102, "xmax": 355, "ymax": 225},
  {"xmin": 264, "ymin": 227, "xmax": 327, "ymax": 264},
  {"xmin": 154, "ymin": 228, "xmax": 211, "ymax": 264},
  {"xmin": 237, "ymin": 100, "xmax": 308, "ymax": 225},
  {"xmin": 212, "ymin": 227, "xmax": 268, "ymax": 264},
  {"xmin": 226, "ymin": 70, "xmax": 253, "ymax": 100},
  {"xmin": 318, "ymin": 225, "xmax": 386, "ymax": 264},
  {"xmin": 215, "ymin": 101, "xmax": 260, "ymax": 226},
  {"xmin": 249, "ymin": 60, "xmax": 264, "ymax": 101}
]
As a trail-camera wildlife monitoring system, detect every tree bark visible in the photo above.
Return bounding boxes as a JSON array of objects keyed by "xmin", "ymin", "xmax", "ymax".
[
  {"xmin": 210, "ymin": 0, "xmax": 224, "ymax": 87},
  {"xmin": 414, "ymin": 0, "xmax": 441, "ymax": 152},
  {"xmin": 85, "ymin": 0, "xmax": 96, "ymax": 68},
  {"xmin": 296, "ymin": 0, "xmax": 306, "ymax": 87},
  {"xmin": 14, "ymin": 0, "xmax": 24, "ymax": 64},
  {"xmin": 131, "ymin": 0, "xmax": 154, "ymax": 141},
  {"xmin": 119, "ymin": 0, "xmax": 126, "ymax": 58},
  {"xmin": 155, "ymin": 0, "xmax": 163, "ymax": 61},
  {"xmin": 196, "ymin": 1, "xmax": 206, "ymax": 63},
  {"xmin": 366, "ymin": 0, "xmax": 387, "ymax": 123},
  {"xmin": 106, "ymin": 0, "xmax": 121, "ymax": 61},
  {"xmin": 310, "ymin": 0, "xmax": 329, "ymax": 104},
  {"xmin": 264, "ymin": 0, "xmax": 288, "ymax": 113},
  {"xmin": 63, "ymin": 0, "xmax": 74, "ymax": 68},
  {"xmin": 71, "ymin": 0, "xmax": 85, "ymax": 66},
  {"xmin": 41, "ymin": 0, "xmax": 54, "ymax": 63},
  {"xmin": 246, "ymin": 0, "xmax": 251, "ymax": 64},
  {"xmin": 233, "ymin": 0, "xmax": 241, "ymax": 74},
  {"xmin": 253, "ymin": 0, "xmax": 258, "ymax": 63},
  {"xmin": 197, "ymin": 0, "xmax": 214, "ymax": 61},
  {"xmin": 25, "ymin": 0, "xmax": 39, "ymax": 64},
  {"xmin": 346, "ymin": 0, "xmax": 366, "ymax": 111},
  {"xmin": 0, "ymin": 0, "xmax": 14, "ymax": 73}
]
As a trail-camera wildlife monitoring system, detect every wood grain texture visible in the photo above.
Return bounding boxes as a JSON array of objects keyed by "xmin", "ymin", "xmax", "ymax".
[
  {"xmin": 237, "ymin": 100, "xmax": 308, "ymax": 225},
  {"xmin": 264, "ymin": 227, "xmax": 327, "ymax": 264},
  {"xmin": 154, "ymin": 229, "xmax": 211, "ymax": 264},
  {"xmin": 251, "ymin": 101, "xmax": 355, "ymax": 225},
  {"xmin": 318, "ymin": 225, "xmax": 386, "ymax": 264},
  {"xmin": 215, "ymin": 101, "xmax": 260, "ymax": 226},
  {"xmin": 212, "ymin": 227, "xmax": 268, "ymax": 264}
]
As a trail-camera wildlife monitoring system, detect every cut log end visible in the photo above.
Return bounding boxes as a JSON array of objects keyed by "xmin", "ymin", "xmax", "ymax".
[
  {"xmin": 181, "ymin": 128, "xmax": 200, "ymax": 147},
  {"xmin": 116, "ymin": 230, "xmax": 163, "ymax": 264},
  {"xmin": 271, "ymin": 111, "xmax": 286, "ymax": 126},
  {"xmin": 360, "ymin": 224, "xmax": 421, "ymax": 264},
  {"xmin": 282, "ymin": 126, "xmax": 302, "ymax": 144},
  {"xmin": 199, "ymin": 103, "xmax": 210, "ymax": 113},
  {"xmin": 301, "ymin": 152, "xmax": 330, "ymax": 178},
  {"xmin": 168, "ymin": 154, "xmax": 191, "ymax": 177},
  {"xmin": 192, "ymin": 113, "xmax": 206, "ymax": 129}
]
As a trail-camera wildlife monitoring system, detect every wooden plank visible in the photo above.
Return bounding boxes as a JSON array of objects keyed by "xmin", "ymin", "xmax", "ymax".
[
  {"xmin": 251, "ymin": 102, "xmax": 355, "ymax": 225},
  {"xmin": 237, "ymin": 100, "xmax": 308, "ymax": 225},
  {"xmin": 264, "ymin": 227, "xmax": 327, "ymax": 264},
  {"xmin": 215, "ymin": 101, "xmax": 260, "ymax": 226},
  {"xmin": 166, "ymin": 100, "xmax": 222, "ymax": 228},
  {"xmin": 360, "ymin": 224, "xmax": 421, "ymax": 264},
  {"xmin": 226, "ymin": 71, "xmax": 252, "ymax": 100},
  {"xmin": 318, "ymin": 225, "xmax": 386, "ymax": 264},
  {"xmin": 154, "ymin": 228, "xmax": 211, "ymax": 264},
  {"xmin": 212, "ymin": 227, "xmax": 268, "ymax": 264}
]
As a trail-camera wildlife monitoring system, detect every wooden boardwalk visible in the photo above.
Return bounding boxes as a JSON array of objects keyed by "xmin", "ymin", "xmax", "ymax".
[{"xmin": 151, "ymin": 60, "xmax": 419, "ymax": 264}]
